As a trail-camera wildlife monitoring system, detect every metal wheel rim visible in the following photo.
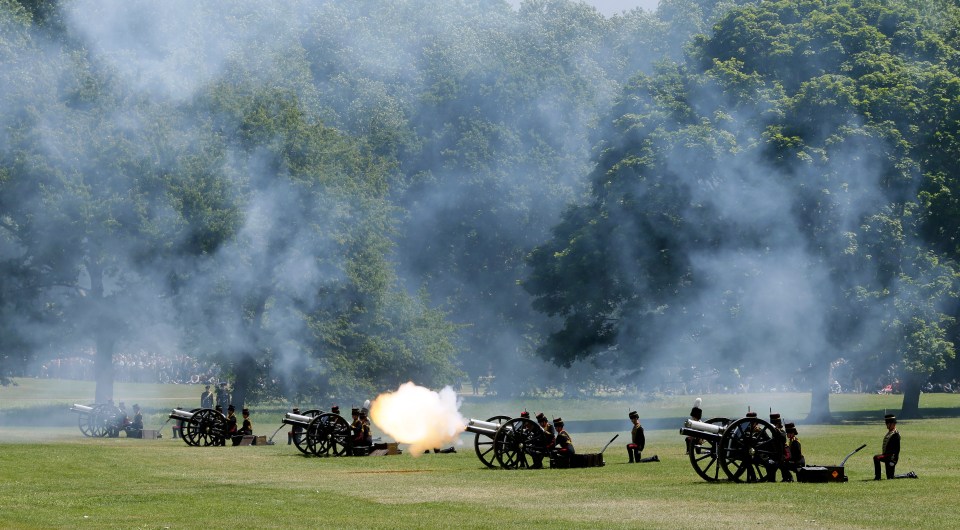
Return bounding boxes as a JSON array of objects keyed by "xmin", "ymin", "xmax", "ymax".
[
  {"xmin": 719, "ymin": 417, "xmax": 784, "ymax": 483},
  {"xmin": 474, "ymin": 415, "xmax": 511, "ymax": 468},
  {"xmin": 688, "ymin": 417, "xmax": 731, "ymax": 482}
]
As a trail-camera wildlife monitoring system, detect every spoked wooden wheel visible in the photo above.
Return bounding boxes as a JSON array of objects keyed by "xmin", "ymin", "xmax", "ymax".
[
  {"xmin": 184, "ymin": 408, "xmax": 226, "ymax": 447},
  {"xmin": 688, "ymin": 417, "xmax": 731, "ymax": 482},
  {"xmin": 90, "ymin": 404, "xmax": 121, "ymax": 438},
  {"xmin": 180, "ymin": 408, "xmax": 203, "ymax": 446},
  {"xmin": 306, "ymin": 413, "xmax": 352, "ymax": 457},
  {"xmin": 493, "ymin": 417, "xmax": 543, "ymax": 469},
  {"xmin": 292, "ymin": 409, "xmax": 321, "ymax": 455},
  {"xmin": 474, "ymin": 415, "xmax": 510, "ymax": 468},
  {"xmin": 719, "ymin": 417, "xmax": 784, "ymax": 483},
  {"xmin": 77, "ymin": 404, "xmax": 96, "ymax": 437}
]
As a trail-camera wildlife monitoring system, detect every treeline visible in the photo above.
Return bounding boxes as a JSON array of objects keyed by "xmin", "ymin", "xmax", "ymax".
[{"xmin": 1, "ymin": 0, "xmax": 959, "ymax": 417}]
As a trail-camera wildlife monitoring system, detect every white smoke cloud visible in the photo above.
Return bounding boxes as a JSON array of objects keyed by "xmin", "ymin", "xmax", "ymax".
[{"xmin": 369, "ymin": 382, "xmax": 465, "ymax": 456}]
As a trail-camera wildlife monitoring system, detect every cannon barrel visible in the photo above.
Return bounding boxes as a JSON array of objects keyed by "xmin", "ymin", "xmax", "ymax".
[
  {"xmin": 168, "ymin": 408, "xmax": 197, "ymax": 421},
  {"xmin": 684, "ymin": 418, "xmax": 726, "ymax": 434},
  {"xmin": 282, "ymin": 412, "xmax": 315, "ymax": 426},
  {"xmin": 70, "ymin": 404, "xmax": 94, "ymax": 414},
  {"xmin": 465, "ymin": 418, "xmax": 504, "ymax": 438}
]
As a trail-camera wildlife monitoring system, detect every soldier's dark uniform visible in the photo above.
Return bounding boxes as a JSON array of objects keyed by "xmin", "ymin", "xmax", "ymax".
[
  {"xmin": 226, "ymin": 405, "xmax": 238, "ymax": 446},
  {"xmin": 627, "ymin": 411, "xmax": 659, "ymax": 463},
  {"xmin": 532, "ymin": 413, "xmax": 554, "ymax": 469},
  {"xmin": 239, "ymin": 408, "xmax": 253, "ymax": 436},
  {"xmin": 553, "ymin": 417, "xmax": 575, "ymax": 465},
  {"xmin": 779, "ymin": 422, "xmax": 805, "ymax": 482},
  {"xmin": 685, "ymin": 399, "xmax": 703, "ymax": 455},
  {"xmin": 288, "ymin": 407, "xmax": 303, "ymax": 445},
  {"xmin": 200, "ymin": 385, "xmax": 214, "ymax": 409},
  {"xmin": 873, "ymin": 414, "xmax": 901, "ymax": 480},
  {"xmin": 129, "ymin": 404, "xmax": 144, "ymax": 438}
]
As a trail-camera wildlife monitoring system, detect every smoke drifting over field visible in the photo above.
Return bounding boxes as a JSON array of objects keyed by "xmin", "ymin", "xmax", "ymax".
[{"xmin": 3, "ymin": 0, "xmax": 950, "ymax": 421}]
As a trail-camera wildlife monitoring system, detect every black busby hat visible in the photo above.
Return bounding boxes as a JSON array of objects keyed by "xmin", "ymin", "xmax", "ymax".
[
  {"xmin": 520, "ymin": 411, "xmax": 530, "ymax": 418},
  {"xmin": 536, "ymin": 412, "xmax": 548, "ymax": 423},
  {"xmin": 227, "ymin": 404, "xmax": 235, "ymax": 412},
  {"xmin": 884, "ymin": 414, "xmax": 896, "ymax": 423},
  {"xmin": 242, "ymin": 408, "xmax": 249, "ymax": 415},
  {"xmin": 769, "ymin": 413, "xmax": 782, "ymax": 425},
  {"xmin": 745, "ymin": 411, "xmax": 757, "ymax": 418},
  {"xmin": 553, "ymin": 417, "xmax": 564, "ymax": 426},
  {"xmin": 351, "ymin": 408, "xmax": 360, "ymax": 416},
  {"xmin": 292, "ymin": 407, "xmax": 300, "ymax": 413},
  {"xmin": 331, "ymin": 405, "xmax": 340, "ymax": 414},
  {"xmin": 784, "ymin": 422, "xmax": 797, "ymax": 434},
  {"xmin": 628, "ymin": 410, "xmax": 639, "ymax": 420}
]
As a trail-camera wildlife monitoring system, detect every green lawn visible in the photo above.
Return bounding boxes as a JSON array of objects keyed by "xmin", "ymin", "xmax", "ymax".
[{"xmin": 1, "ymin": 379, "xmax": 957, "ymax": 529}]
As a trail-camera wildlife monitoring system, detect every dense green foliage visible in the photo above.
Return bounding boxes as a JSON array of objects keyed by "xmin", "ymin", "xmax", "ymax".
[
  {"xmin": 2, "ymin": 0, "xmax": 960, "ymax": 414},
  {"xmin": 526, "ymin": 0, "xmax": 960, "ymax": 416}
]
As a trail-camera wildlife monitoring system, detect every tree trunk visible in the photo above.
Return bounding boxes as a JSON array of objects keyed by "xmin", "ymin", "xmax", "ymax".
[
  {"xmin": 899, "ymin": 374, "xmax": 923, "ymax": 419},
  {"xmin": 231, "ymin": 355, "xmax": 255, "ymax": 410},
  {"xmin": 805, "ymin": 360, "xmax": 833, "ymax": 423},
  {"xmin": 88, "ymin": 261, "xmax": 116, "ymax": 404},
  {"xmin": 94, "ymin": 331, "xmax": 115, "ymax": 404}
]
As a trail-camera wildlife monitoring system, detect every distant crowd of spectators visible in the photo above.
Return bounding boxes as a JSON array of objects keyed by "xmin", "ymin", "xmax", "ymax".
[{"xmin": 34, "ymin": 350, "xmax": 219, "ymax": 384}]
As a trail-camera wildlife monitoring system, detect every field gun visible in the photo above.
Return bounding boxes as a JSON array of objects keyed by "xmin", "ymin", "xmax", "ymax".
[
  {"xmin": 679, "ymin": 415, "xmax": 784, "ymax": 483},
  {"xmin": 70, "ymin": 403, "xmax": 123, "ymax": 438},
  {"xmin": 465, "ymin": 416, "xmax": 610, "ymax": 469},
  {"xmin": 168, "ymin": 408, "xmax": 226, "ymax": 447}
]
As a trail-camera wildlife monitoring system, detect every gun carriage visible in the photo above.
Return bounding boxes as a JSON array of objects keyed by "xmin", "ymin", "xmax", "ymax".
[
  {"xmin": 465, "ymin": 416, "xmax": 608, "ymax": 469},
  {"xmin": 680, "ymin": 416, "xmax": 784, "ymax": 482},
  {"xmin": 279, "ymin": 410, "xmax": 354, "ymax": 457},
  {"xmin": 70, "ymin": 403, "xmax": 124, "ymax": 437},
  {"xmin": 168, "ymin": 408, "xmax": 227, "ymax": 446}
]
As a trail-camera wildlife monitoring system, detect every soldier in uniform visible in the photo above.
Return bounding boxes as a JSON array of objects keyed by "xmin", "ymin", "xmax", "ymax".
[
  {"xmin": 779, "ymin": 422, "xmax": 805, "ymax": 482},
  {"xmin": 331, "ymin": 405, "xmax": 340, "ymax": 416},
  {"xmin": 770, "ymin": 412, "xmax": 784, "ymax": 434},
  {"xmin": 288, "ymin": 407, "xmax": 302, "ymax": 445},
  {"xmin": 129, "ymin": 404, "xmax": 144, "ymax": 438},
  {"xmin": 215, "ymin": 382, "xmax": 230, "ymax": 410},
  {"xmin": 200, "ymin": 385, "xmax": 214, "ymax": 409},
  {"xmin": 685, "ymin": 398, "xmax": 703, "ymax": 455},
  {"xmin": 626, "ymin": 411, "xmax": 659, "ymax": 463},
  {"xmin": 873, "ymin": 414, "xmax": 901, "ymax": 480},
  {"xmin": 350, "ymin": 408, "xmax": 371, "ymax": 447},
  {"xmin": 531, "ymin": 413, "xmax": 555, "ymax": 469},
  {"xmin": 358, "ymin": 410, "xmax": 373, "ymax": 446},
  {"xmin": 553, "ymin": 417, "xmax": 575, "ymax": 464},
  {"xmin": 238, "ymin": 408, "xmax": 253, "ymax": 437},
  {"xmin": 226, "ymin": 404, "xmax": 238, "ymax": 446}
]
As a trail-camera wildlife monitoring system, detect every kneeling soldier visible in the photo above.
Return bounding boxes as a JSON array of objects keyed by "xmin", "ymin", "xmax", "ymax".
[{"xmin": 627, "ymin": 411, "xmax": 659, "ymax": 463}]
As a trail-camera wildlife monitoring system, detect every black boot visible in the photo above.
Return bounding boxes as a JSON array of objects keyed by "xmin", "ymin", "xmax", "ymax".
[{"xmin": 628, "ymin": 448, "xmax": 634, "ymax": 463}]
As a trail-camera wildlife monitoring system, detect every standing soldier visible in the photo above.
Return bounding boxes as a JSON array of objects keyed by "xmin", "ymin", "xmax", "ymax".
[
  {"xmin": 200, "ymin": 385, "xmax": 213, "ymax": 409},
  {"xmin": 215, "ymin": 382, "xmax": 230, "ymax": 410},
  {"xmin": 626, "ymin": 411, "xmax": 660, "ymax": 463},
  {"xmin": 685, "ymin": 398, "xmax": 703, "ymax": 455},
  {"xmin": 779, "ymin": 422, "xmax": 805, "ymax": 482}
]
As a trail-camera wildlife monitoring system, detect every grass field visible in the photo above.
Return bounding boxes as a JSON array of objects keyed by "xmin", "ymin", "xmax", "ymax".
[{"xmin": 1, "ymin": 379, "xmax": 958, "ymax": 529}]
